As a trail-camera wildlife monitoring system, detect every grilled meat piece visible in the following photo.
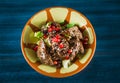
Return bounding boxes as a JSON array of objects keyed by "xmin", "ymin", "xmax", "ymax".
[
  {"xmin": 56, "ymin": 37, "xmax": 69, "ymax": 59},
  {"xmin": 68, "ymin": 26, "xmax": 84, "ymax": 61},
  {"xmin": 49, "ymin": 34, "xmax": 69, "ymax": 59},
  {"xmin": 68, "ymin": 26, "xmax": 83, "ymax": 40},
  {"xmin": 70, "ymin": 41, "xmax": 84, "ymax": 61},
  {"xmin": 37, "ymin": 40, "xmax": 54, "ymax": 65}
]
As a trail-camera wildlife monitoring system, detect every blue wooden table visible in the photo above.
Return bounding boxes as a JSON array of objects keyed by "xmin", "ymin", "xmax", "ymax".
[{"xmin": 0, "ymin": 0, "xmax": 120, "ymax": 83}]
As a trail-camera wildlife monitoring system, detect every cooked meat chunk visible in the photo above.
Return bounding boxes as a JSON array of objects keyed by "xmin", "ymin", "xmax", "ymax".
[
  {"xmin": 68, "ymin": 26, "xmax": 84, "ymax": 61},
  {"xmin": 37, "ymin": 40, "xmax": 54, "ymax": 65},
  {"xmin": 70, "ymin": 41, "xmax": 84, "ymax": 61},
  {"xmin": 68, "ymin": 26, "xmax": 83, "ymax": 40},
  {"xmin": 49, "ymin": 34, "xmax": 69, "ymax": 59},
  {"xmin": 56, "ymin": 37, "xmax": 69, "ymax": 59}
]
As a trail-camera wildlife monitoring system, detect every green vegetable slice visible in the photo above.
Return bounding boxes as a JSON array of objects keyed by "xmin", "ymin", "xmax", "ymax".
[
  {"xmin": 34, "ymin": 31, "xmax": 43, "ymax": 39},
  {"xmin": 66, "ymin": 23, "xmax": 75, "ymax": 28},
  {"xmin": 44, "ymin": 37, "xmax": 51, "ymax": 47},
  {"xmin": 45, "ymin": 22, "xmax": 52, "ymax": 28},
  {"xmin": 62, "ymin": 59, "xmax": 71, "ymax": 68}
]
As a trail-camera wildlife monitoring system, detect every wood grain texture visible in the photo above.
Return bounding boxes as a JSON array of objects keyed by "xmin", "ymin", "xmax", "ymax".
[{"xmin": 0, "ymin": 0, "xmax": 120, "ymax": 83}]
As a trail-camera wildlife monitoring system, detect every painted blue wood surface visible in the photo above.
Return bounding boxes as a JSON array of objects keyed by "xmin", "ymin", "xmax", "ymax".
[{"xmin": 0, "ymin": 0, "xmax": 120, "ymax": 83}]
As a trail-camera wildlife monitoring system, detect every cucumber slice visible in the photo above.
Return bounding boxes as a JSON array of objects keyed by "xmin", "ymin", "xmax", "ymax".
[
  {"xmin": 44, "ymin": 37, "xmax": 51, "ymax": 47},
  {"xmin": 45, "ymin": 22, "xmax": 52, "ymax": 28},
  {"xmin": 62, "ymin": 59, "xmax": 71, "ymax": 68}
]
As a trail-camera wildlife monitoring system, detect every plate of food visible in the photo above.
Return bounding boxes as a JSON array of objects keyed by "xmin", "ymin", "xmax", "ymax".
[{"xmin": 21, "ymin": 7, "xmax": 96, "ymax": 78}]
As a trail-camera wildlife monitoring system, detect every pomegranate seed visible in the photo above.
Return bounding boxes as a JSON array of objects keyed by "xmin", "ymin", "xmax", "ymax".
[
  {"xmin": 83, "ymin": 41, "xmax": 88, "ymax": 45},
  {"xmin": 55, "ymin": 34, "xmax": 61, "ymax": 39},
  {"xmin": 57, "ymin": 39, "xmax": 60, "ymax": 42},
  {"xmin": 59, "ymin": 43, "xmax": 64, "ymax": 48},
  {"xmin": 52, "ymin": 37, "xmax": 61, "ymax": 42},
  {"xmin": 55, "ymin": 27, "xmax": 60, "ymax": 31},
  {"xmin": 53, "ymin": 61, "xmax": 58, "ymax": 65},
  {"xmin": 33, "ymin": 46, "xmax": 38, "ymax": 52},
  {"xmin": 84, "ymin": 36, "xmax": 89, "ymax": 41},
  {"xmin": 43, "ymin": 34, "xmax": 47, "ymax": 39},
  {"xmin": 65, "ymin": 55, "xmax": 69, "ymax": 59},
  {"xmin": 68, "ymin": 49, "xmax": 72, "ymax": 54},
  {"xmin": 51, "ymin": 25, "xmax": 56, "ymax": 30},
  {"xmin": 52, "ymin": 37, "xmax": 57, "ymax": 42},
  {"xmin": 48, "ymin": 28, "xmax": 52, "ymax": 32}
]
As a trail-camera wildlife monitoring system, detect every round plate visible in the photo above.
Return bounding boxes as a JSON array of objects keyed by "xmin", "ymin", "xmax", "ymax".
[{"xmin": 21, "ymin": 7, "xmax": 96, "ymax": 78}]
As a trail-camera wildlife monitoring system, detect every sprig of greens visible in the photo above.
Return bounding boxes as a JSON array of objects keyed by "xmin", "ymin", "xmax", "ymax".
[
  {"xmin": 66, "ymin": 23, "xmax": 75, "ymax": 28},
  {"xmin": 34, "ymin": 31, "xmax": 43, "ymax": 39}
]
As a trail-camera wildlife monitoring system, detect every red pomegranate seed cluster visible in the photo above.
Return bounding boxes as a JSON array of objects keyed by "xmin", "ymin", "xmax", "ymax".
[
  {"xmin": 52, "ymin": 37, "xmax": 60, "ymax": 42},
  {"xmin": 52, "ymin": 34, "xmax": 61, "ymax": 42},
  {"xmin": 48, "ymin": 25, "xmax": 60, "ymax": 32}
]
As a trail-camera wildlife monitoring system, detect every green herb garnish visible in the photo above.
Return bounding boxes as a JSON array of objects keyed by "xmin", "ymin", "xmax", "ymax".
[
  {"xmin": 66, "ymin": 23, "xmax": 75, "ymax": 28},
  {"xmin": 34, "ymin": 31, "xmax": 43, "ymax": 39}
]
